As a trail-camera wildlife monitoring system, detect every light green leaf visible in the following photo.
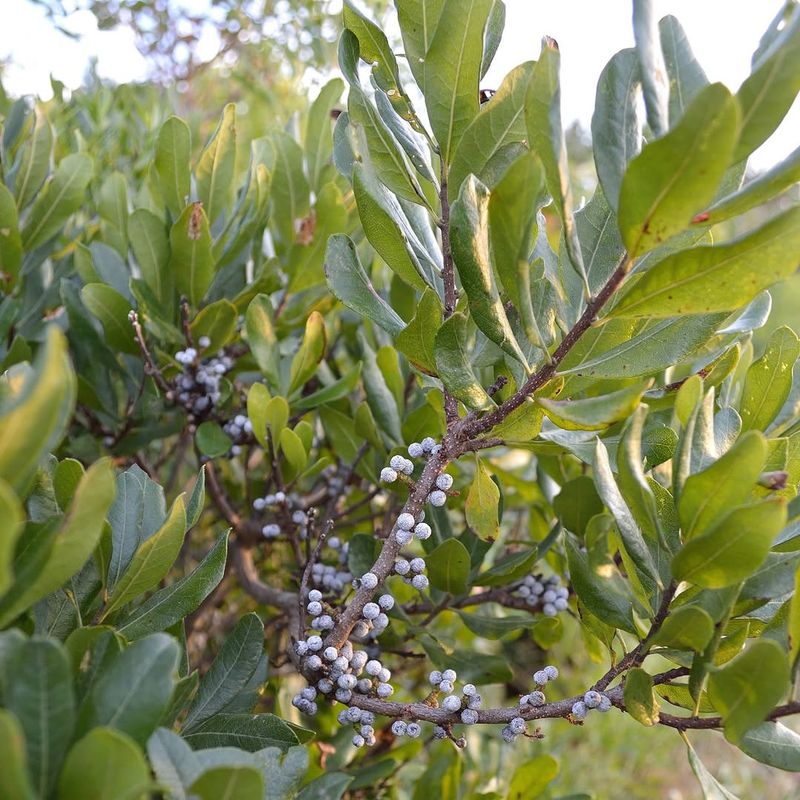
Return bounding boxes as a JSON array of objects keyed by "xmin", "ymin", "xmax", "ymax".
[
  {"xmin": 552, "ymin": 476, "xmax": 603, "ymax": 536},
  {"xmin": 190, "ymin": 300, "xmax": 237, "ymax": 353},
  {"xmin": 538, "ymin": 381, "xmax": 650, "ymax": 431},
  {"xmin": 0, "ymin": 708, "xmax": 35, "ymax": 800},
  {"xmin": 185, "ymin": 613, "xmax": 264, "ymax": 731},
  {"xmin": 196, "ymin": 103, "xmax": 236, "ymax": 225},
  {"xmin": 324, "ymin": 234, "xmax": 405, "ymax": 336},
  {"xmin": 591, "ymin": 48, "xmax": 642, "ymax": 211},
  {"xmin": 189, "ymin": 765, "xmax": 264, "ymax": 800},
  {"xmin": 617, "ymin": 83, "xmax": 739, "ymax": 257},
  {"xmin": 352, "ymin": 164, "xmax": 430, "ymax": 291},
  {"xmin": 342, "ymin": 1, "xmax": 401, "ymax": 95},
  {"xmin": 740, "ymin": 326, "xmax": 800, "ymax": 432},
  {"xmin": 360, "ymin": 333, "xmax": 402, "ymax": 445},
  {"xmin": 672, "ymin": 499, "xmax": 788, "ymax": 588},
  {"xmin": 246, "ymin": 382, "xmax": 270, "ymax": 449},
  {"xmin": 59, "ymin": 728, "xmax": 150, "ymax": 800},
  {"xmin": 426, "ymin": 538, "xmax": 470, "ymax": 594},
  {"xmin": 708, "ymin": 639, "xmax": 789, "ymax": 743},
  {"xmin": 293, "ymin": 364, "xmax": 362, "ymax": 411},
  {"xmin": 450, "ymin": 176, "xmax": 529, "ymax": 366},
  {"xmin": 434, "ymin": 313, "xmax": 494, "ymax": 411},
  {"xmin": 81, "ymin": 284, "xmax": 137, "ymax": 355},
  {"xmin": 170, "ymin": 203, "xmax": 215, "ymax": 307},
  {"xmin": 396, "ymin": 287, "xmax": 443, "ymax": 375},
  {"xmin": 288, "ymin": 312, "xmax": 327, "ymax": 395},
  {"xmin": 4, "ymin": 637, "xmax": 75, "ymax": 797},
  {"xmin": 13, "ymin": 108, "xmax": 53, "ymax": 211},
  {"xmin": 465, "ymin": 461, "xmax": 499, "ymax": 540},
  {"xmin": 678, "ymin": 430, "xmax": 767, "ymax": 540},
  {"xmin": 78, "ymin": 633, "xmax": 179, "ymax": 746},
  {"xmin": 305, "ymin": 78, "xmax": 344, "ymax": 192},
  {"xmin": 0, "ymin": 478, "xmax": 23, "ymax": 597},
  {"xmin": 129, "ymin": 208, "xmax": 171, "ymax": 305},
  {"xmin": 423, "ymin": 0, "xmax": 493, "ymax": 163},
  {"xmin": 659, "ymin": 15, "xmax": 709, "ymax": 126},
  {"xmin": 396, "ymin": 0, "xmax": 445, "ymax": 92},
  {"xmin": 156, "ymin": 116, "xmax": 191, "ymax": 218},
  {"xmin": 448, "ymin": 61, "xmax": 535, "ymax": 200},
  {"xmin": 196, "ymin": 422, "xmax": 232, "ymax": 458},
  {"xmin": 739, "ymin": 721, "xmax": 800, "ymax": 772},
  {"xmin": 0, "ymin": 183, "xmax": 22, "ymax": 286},
  {"xmin": 685, "ymin": 736, "xmax": 740, "ymax": 799},
  {"xmin": 102, "ymin": 495, "xmax": 187, "ymax": 619},
  {"xmin": 558, "ymin": 314, "xmax": 727, "ymax": 379},
  {"xmin": 623, "ymin": 667, "xmax": 660, "ymax": 726},
  {"xmin": 265, "ymin": 131, "xmax": 310, "ymax": 252},
  {"xmin": 734, "ymin": 10, "xmax": 800, "ymax": 162},
  {"xmin": 525, "ymin": 38, "xmax": 587, "ymax": 287},
  {"xmin": 612, "ymin": 207, "xmax": 800, "ymax": 318},
  {"xmin": 632, "ymin": 0, "xmax": 669, "ymax": 137},
  {"xmin": 651, "ymin": 606, "xmax": 715, "ymax": 652},
  {"xmin": 119, "ymin": 531, "xmax": 228, "ymax": 641},
  {"xmin": 789, "ymin": 560, "xmax": 800, "ymax": 670},
  {"xmin": 0, "ymin": 459, "xmax": 116, "ymax": 628},
  {"xmin": 507, "ymin": 754, "xmax": 559, "ymax": 799},
  {"xmin": 21, "ymin": 152, "xmax": 92, "ymax": 251},
  {"xmin": 245, "ymin": 295, "xmax": 280, "ymax": 389}
]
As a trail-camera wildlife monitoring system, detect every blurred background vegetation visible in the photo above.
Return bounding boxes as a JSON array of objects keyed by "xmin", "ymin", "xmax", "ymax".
[{"xmin": 2, "ymin": 1, "xmax": 799, "ymax": 796}]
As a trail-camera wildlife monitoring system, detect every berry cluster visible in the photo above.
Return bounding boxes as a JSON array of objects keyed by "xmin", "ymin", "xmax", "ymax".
[
  {"xmin": 309, "ymin": 538, "xmax": 352, "ymax": 596},
  {"xmin": 337, "ymin": 706, "xmax": 377, "ymax": 747},
  {"xmin": 571, "ymin": 689, "xmax": 613, "ymax": 720},
  {"xmin": 430, "ymin": 670, "xmax": 482, "ymax": 725},
  {"xmin": 252, "ymin": 491, "xmax": 312, "ymax": 540},
  {"xmin": 504, "ymin": 665, "xmax": 559, "ymax": 743},
  {"xmin": 512, "ymin": 573, "xmax": 570, "ymax": 617},
  {"xmin": 173, "ymin": 339, "xmax": 232, "ymax": 418}
]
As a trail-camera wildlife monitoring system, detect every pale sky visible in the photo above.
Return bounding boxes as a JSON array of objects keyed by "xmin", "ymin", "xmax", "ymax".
[{"xmin": 1, "ymin": 0, "xmax": 797, "ymax": 171}]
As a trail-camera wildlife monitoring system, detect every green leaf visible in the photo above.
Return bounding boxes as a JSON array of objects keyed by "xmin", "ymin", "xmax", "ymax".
[
  {"xmin": 196, "ymin": 421, "xmax": 232, "ymax": 458},
  {"xmin": 465, "ymin": 460, "xmax": 500, "ymax": 540},
  {"xmin": 448, "ymin": 61, "xmax": 534, "ymax": 200},
  {"xmin": 539, "ymin": 381, "xmax": 650, "ymax": 431},
  {"xmin": 107, "ymin": 464, "xmax": 167, "ymax": 592},
  {"xmin": 245, "ymin": 295, "xmax": 280, "ymax": 388},
  {"xmin": 21, "ymin": 152, "xmax": 93, "ymax": 250},
  {"xmin": 0, "ymin": 709, "xmax": 35, "ymax": 800},
  {"xmin": 672, "ymin": 499, "xmax": 788, "ymax": 588},
  {"xmin": 0, "ymin": 183, "xmax": 22, "ymax": 286},
  {"xmin": 678, "ymin": 430, "xmax": 767, "ymax": 540},
  {"xmin": 13, "ymin": 108, "xmax": 53, "ymax": 211},
  {"xmin": 593, "ymin": 438, "xmax": 661, "ymax": 587},
  {"xmin": 455, "ymin": 610, "xmax": 536, "ymax": 639},
  {"xmin": 182, "ymin": 713, "xmax": 298, "ymax": 752},
  {"xmin": 305, "ymin": 78, "xmax": 344, "ymax": 192},
  {"xmin": 0, "ymin": 459, "xmax": 116, "ymax": 628},
  {"xmin": 296, "ymin": 772, "xmax": 354, "ymax": 800},
  {"xmin": 591, "ymin": 48, "xmax": 642, "ymax": 211},
  {"xmin": 147, "ymin": 727, "xmax": 199, "ymax": 798},
  {"xmin": 617, "ymin": 83, "xmax": 739, "ymax": 257},
  {"xmin": 507, "ymin": 754, "xmax": 559, "ymax": 799},
  {"xmin": 423, "ymin": 0, "xmax": 493, "ymax": 163},
  {"xmin": 342, "ymin": 1, "xmax": 401, "ymax": 94},
  {"xmin": 266, "ymin": 130, "xmax": 310, "ymax": 251},
  {"xmin": 558, "ymin": 313, "xmax": 727, "ymax": 380},
  {"xmin": 97, "ymin": 171, "xmax": 128, "ymax": 254},
  {"xmin": 739, "ymin": 721, "xmax": 800, "ymax": 772},
  {"xmin": 189, "ymin": 765, "xmax": 264, "ymax": 800},
  {"xmin": 325, "ymin": 234, "xmax": 405, "ymax": 336},
  {"xmin": 190, "ymin": 300, "xmax": 238, "ymax": 353},
  {"xmin": 185, "ymin": 613, "xmax": 264, "ymax": 731},
  {"xmin": 708, "ymin": 639, "xmax": 789, "ymax": 743},
  {"xmin": 698, "ymin": 144, "xmax": 800, "ymax": 225},
  {"xmin": 170, "ymin": 203, "xmax": 215, "ymax": 307},
  {"xmin": 565, "ymin": 537, "xmax": 636, "ymax": 633},
  {"xmin": 103, "ymin": 495, "xmax": 187, "ymax": 618},
  {"xmin": 612, "ymin": 207, "xmax": 800, "ymax": 318},
  {"xmin": 426, "ymin": 539, "xmax": 470, "ymax": 594},
  {"xmin": 734, "ymin": 10, "xmax": 800, "ymax": 162},
  {"xmin": 352, "ymin": 164, "xmax": 430, "ymax": 291},
  {"xmin": 632, "ymin": 0, "xmax": 669, "ymax": 137},
  {"xmin": 128, "ymin": 208, "xmax": 172, "ymax": 306},
  {"xmin": 395, "ymin": 288, "xmax": 443, "ymax": 375},
  {"xmin": 78, "ymin": 633, "xmax": 179, "ymax": 746},
  {"xmin": 450, "ymin": 176, "xmax": 529, "ymax": 367},
  {"xmin": 434, "ymin": 313, "xmax": 494, "ymax": 410},
  {"xmin": 288, "ymin": 312, "xmax": 326, "ymax": 395},
  {"xmin": 4, "ymin": 638, "xmax": 75, "ymax": 797},
  {"xmin": 651, "ymin": 606, "xmax": 714, "ymax": 652},
  {"xmin": 0, "ymin": 326, "xmax": 76, "ymax": 493},
  {"xmin": 685, "ymin": 736, "xmax": 740, "ymax": 799},
  {"xmin": 293, "ymin": 364, "xmax": 362, "ymax": 411},
  {"xmin": 659, "ymin": 15, "xmax": 708, "ymax": 126},
  {"xmin": 473, "ymin": 548, "xmax": 537, "ymax": 587},
  {"xmin": 81, "ymin": 284, "xmax": 137, "ymax": 355},
  {"xmin": 553, "ymin": 476, "xmax": 603, "ymax": 536},
  {"xmin": 396, "ymin": 0, "xmax": 445, "ymax": 92},
  {"xmin": 623, "ymin": 667, "xmax": 660, "ymax": 726},
  {"xmin": 525, "ymin": 38, "xmax": 587, "ymax": 288},
  {"xmin": 360, "ymin": 334, "xmax": 402, "ymax": 445},
  {"xmin": 118, "ymin": 531, "xmax": 229, "ymax": 641},
  {"xmin": 740, "ymin": 326, "xmax": 800, "ymax": 433},
  {"xmin": 789, "ymin": 560, "xmax": 800, "ymax": 670},
  {"xmin": 0, "ymin": 478, "xmax": 23, "ymax": 597},
  {"xmin": 196, "ymin": 103, "xmax": 236, "ymax": 225},
  {"xmin": 59, "ymin": 728, "xmax": 150, "ymax": 800},
  {"xmin": 156, "ymin": 116, "xmax": 191, "ymax": 218}
]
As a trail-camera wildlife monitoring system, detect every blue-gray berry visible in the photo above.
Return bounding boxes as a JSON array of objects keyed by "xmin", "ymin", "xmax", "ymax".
[
  {"xmin": 392, "ymin": 720, "xmax": 407, "ymax": 736},
  {"xmin": 406, "ymin": 722, "xmax": 421, "ymax": 738},
  {"xmin": 509, "ymin": 717, "xmax": 526, "ymax": 735},
  {"xmin": 571, "ymin": 700, "xmax": 588, "ymax": 720},
  {"xmin": 461, "ymin": 708, "xmax": 478, "ymax": 725}
]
